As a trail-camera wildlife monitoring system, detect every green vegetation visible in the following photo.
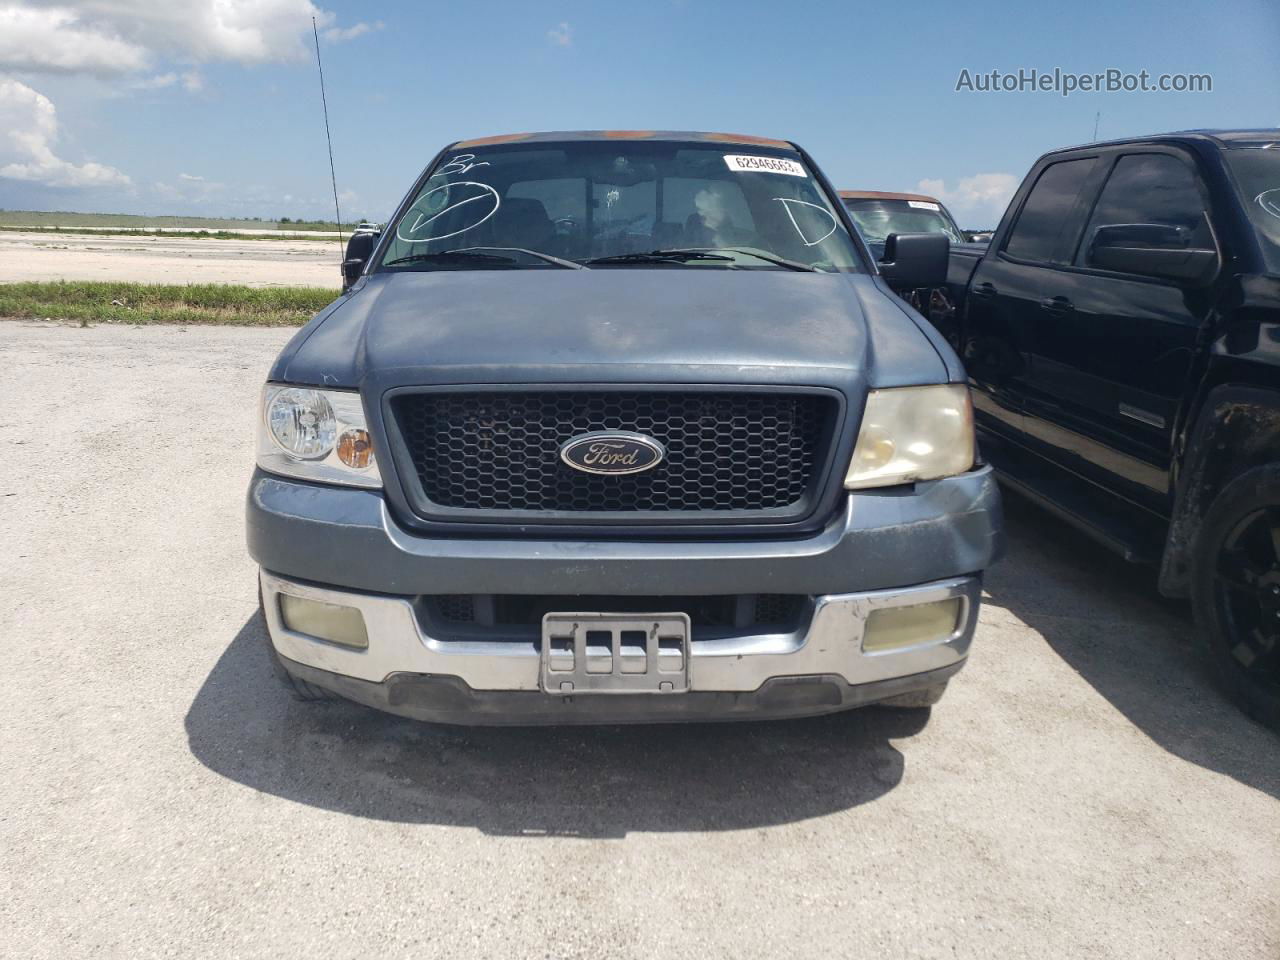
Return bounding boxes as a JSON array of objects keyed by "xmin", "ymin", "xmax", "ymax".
[
  {"xmin": 3, "ymin": 225, "xmax": 338, "ymax": 242},
  {"xmin": 0, "ymin": 281, "xmax": 336, "ymax": 327},
  {"xmin": 0, "ymin": 209, "xmax": 347, "ymax": 232}
]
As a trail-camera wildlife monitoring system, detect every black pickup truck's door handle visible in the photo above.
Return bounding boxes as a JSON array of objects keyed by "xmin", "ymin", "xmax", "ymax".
[
  {"xmin": 971, "ymin": 281, "xmax": 996, "ymax": 300},
  {"xmin": 1038, "ymin": 295, "xmax": 1075, "ymax": 316}
]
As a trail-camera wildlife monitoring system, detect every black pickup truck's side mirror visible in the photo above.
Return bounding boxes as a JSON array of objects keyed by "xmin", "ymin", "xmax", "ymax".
[
  {"xmin": 1087, "ymin": 222, "xmax": 1217, "ymax": 286},
  {"xmin": 342, "ymin": 231, "xmax": 380, "ymax": 291},
  {"xmin": 878, "ymin": 232, "xmax": 950, "ymax": 290}
]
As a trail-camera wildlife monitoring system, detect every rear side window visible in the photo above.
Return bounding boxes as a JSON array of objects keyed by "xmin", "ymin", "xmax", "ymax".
[
  {"xmin": 1004, "ymin": 158, "xmax": 1097, "ymax": 263},
  {"xmin": 1076, "ymin": 153, "xmax": 1213, "ymax": 263}
]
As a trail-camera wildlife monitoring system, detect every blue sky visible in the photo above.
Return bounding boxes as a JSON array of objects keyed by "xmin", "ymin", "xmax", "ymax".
[{"xmin": 1, "ymin": 0, "xmax": 1276, "ymax": 228}]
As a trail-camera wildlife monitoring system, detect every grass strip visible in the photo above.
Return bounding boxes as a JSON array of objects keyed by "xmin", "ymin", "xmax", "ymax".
[
  {"xmin": 3, "ymin": 225, "xmax": 340, "ymax": 242},
  {"xmin": 0, "ymin": 281, "xmax": 337, "ymax": 327},
  {"xmin": 0, "ymin": 211, "xmax": 342, "ymax": 231}
]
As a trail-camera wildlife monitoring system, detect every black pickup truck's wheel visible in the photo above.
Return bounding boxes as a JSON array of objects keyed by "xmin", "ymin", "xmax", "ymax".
[
  {"xmin": 258, "ymin": 587, "xmax": 340, "ymax": 703},
  {"xmin": 1192, "ymin": 465, "xmax": 1280, "ymax": 730}
]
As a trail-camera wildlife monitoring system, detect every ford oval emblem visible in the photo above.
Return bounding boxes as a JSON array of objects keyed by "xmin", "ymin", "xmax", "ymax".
[{"xmin": 560, "ymin": 431, "xmax": 665, "ymax": 476}]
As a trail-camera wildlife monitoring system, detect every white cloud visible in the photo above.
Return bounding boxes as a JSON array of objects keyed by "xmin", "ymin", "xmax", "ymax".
[
  {"xmin": 0, "ymin": 5, "xmax": 147, "ymax": 74},
  {"xmin": 0, "ymin": 2, "xmax": 361, "ymax": 73},
  {"xmin": 0, "ymin": 2, "xmax": 372, "ymax": 195},
  {"xmin": 155, "ymin": 171, "xmax": 223, "ymax": 203},
  {"xmin": 547, "ymin": 22, "xmax": 572, "ymax": 47},
  {"xmin": 323, "ymin": 20, "xmax": 383, "ymax": 43},
  {"xmin": 0, "ymin": 77, "xmax": 130, "ymax": 186},
  {"xmin": 916, "ymin": 172, "xmax": 1019, "ymax": 228},
  {"xmin": 132, "ymin": 71, "xmax": 177, "ymax": 89}
]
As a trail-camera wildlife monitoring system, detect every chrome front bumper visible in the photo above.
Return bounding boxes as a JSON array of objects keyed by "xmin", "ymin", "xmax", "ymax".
[{"xmin": 260, "ymin": 569, "xmax": 979, "ymax": 698}]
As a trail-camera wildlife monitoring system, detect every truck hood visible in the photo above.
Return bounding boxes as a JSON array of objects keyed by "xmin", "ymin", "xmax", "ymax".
[{"xmin": 275, "ymin": 269, "xmax": 951, "ymax": 394}]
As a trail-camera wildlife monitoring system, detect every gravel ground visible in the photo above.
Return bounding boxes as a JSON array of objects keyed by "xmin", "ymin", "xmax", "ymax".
[
  {"xmin": 0, "ymin": 230, "xmax": 341, "ymax": 287},
  {"xmin": 1, "ymin": 321, "xmax": 1277, "ymax": 959}
]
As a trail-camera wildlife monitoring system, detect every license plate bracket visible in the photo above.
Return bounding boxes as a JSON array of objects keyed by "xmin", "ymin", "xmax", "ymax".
[{"xmin": 540, "ymin": 612, "xmax": 691, "ymax": 694}]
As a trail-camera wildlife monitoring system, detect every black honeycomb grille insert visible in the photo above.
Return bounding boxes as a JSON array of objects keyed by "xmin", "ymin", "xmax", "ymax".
[{"xmin": 392, "ymin": 391, "xmax": 834, "ymax": 514}]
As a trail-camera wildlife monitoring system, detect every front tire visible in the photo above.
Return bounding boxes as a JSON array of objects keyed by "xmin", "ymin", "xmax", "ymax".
[{"xmin": 1190, "ymin": 465, "xmax": 1280, "ymax": 730}]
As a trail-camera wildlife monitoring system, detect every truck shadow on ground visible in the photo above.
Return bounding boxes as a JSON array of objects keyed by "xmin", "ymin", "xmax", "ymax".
[
  {"xmin": 985, "ymin": 493, "xmax": 1279, "ymax": 800},
  {"xmin": 184, "ymin": 615, "xmax": 928, "ymax": 836}
]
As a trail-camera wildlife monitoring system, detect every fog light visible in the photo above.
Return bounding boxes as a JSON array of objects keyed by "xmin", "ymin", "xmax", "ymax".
[
  {"xmin": 278, "ymin": 593, "xmax": 369, "ymax": 649},
  {"xmin": 862, "ymin": 598, "xmax": 962, "ymax": 653}
]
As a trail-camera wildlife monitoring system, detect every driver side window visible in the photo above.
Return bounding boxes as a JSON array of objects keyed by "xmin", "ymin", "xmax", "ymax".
[{"xmin": 1075, "ymin": 153, "xmax": 1213, "ymax": 265}]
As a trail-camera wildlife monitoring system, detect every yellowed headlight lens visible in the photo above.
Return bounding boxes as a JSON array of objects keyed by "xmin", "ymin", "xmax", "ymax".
[{"xmin": 845, "ymin": 384, "xmax": 974, "ymax": 489}]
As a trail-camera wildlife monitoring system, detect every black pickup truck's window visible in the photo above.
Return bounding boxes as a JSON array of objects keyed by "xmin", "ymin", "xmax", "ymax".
[
  {"xmin": 1004, "ymin": 158, "xmax": 1097, "ymax": 263},
  {"xmin": 1226, "ymin": 146, "xmax": 1280, "ymax": 273},
  {"xmin": 1076, "ymin": 153, "xmax": 1213, "ymax": 265},
  {"xmin": 377, "ymin": 141, "xmax": 865, "ymax": 272}
]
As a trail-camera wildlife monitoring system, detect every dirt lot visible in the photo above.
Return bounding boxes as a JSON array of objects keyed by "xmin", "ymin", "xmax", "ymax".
[
  {"xmin": 0, "ymin": 229, "xmax": 341, "ymax": 287},
  {"xmin": 1, "ymin": 321, "xmax": 1277, "ymax": 959}
]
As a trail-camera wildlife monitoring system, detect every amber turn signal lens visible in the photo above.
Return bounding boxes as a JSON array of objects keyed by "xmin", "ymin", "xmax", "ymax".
[{"xmin": 336, "ymin": 428, "xmax": 374, "ymax": 469}]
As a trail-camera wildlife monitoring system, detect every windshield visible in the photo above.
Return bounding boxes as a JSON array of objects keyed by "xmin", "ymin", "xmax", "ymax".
[
  {"xmin": 376, "ymin": 141, "xmax": 865, "ymax": 273},
  {"xmin": 1226, "ymin": 146, "xmax": 1280, "ymax": 273},
  {"xmin": 842, "ymin": 198, "xmax": 965, "ymax": 247}
]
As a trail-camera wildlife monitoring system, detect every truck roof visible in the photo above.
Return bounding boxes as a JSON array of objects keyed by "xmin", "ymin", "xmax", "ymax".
[
  {"xmin": 452, "ymin": 130, "xmax": 795, "ymax": 150},
  {"xmin": 838, "ymin": 190, "xmax": 943, "ymax": 204},
  {"xmin": 1046, "ymin": 128, "xmax": 1280, "ymax": 156}
]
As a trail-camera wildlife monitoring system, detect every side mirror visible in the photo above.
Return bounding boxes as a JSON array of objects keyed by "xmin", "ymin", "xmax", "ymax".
[
  {"xmin": 342, "ymin": 231, "xmax": 379, "ymax": 290},
  {"xmin": 879, "ymin": 232, "xmax": 949, "ymax": 290},
  {"xmin": 1087, "ymin": 223, "xmax": 1217, "ymax": 285}
]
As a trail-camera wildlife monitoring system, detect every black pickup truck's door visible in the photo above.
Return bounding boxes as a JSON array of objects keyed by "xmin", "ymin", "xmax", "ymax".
[
  {"xmin": 962, "ymin": 156, "xmax": 1100, "ymax": 440},
  {"xmin": 1016, "ymin": 149, "xmax": 1215, "ymax": 513}
]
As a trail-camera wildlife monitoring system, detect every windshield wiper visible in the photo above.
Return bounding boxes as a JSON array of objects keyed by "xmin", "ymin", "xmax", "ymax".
[
  {"xmin": 382, "ymin": 250, "xmax": 519, "ymax": 268},
  {"xmin": 708, "ymin": 249, "xmax": 819, "ymax": 272},
  {"xmin": 584, "ymin": 249, "xmax": 735, "ymax": 266},
  {"xmin": 383, "ymin": 247, "xmax": 585, "ymax": 270},
  {"xmin": 455, "ymin": 246, "xmax": 586, "ymax": 269}
]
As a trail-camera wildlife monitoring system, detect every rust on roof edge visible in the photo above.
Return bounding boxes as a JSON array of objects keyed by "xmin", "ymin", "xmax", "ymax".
[
  {"xmin": 838, "ymin": 190, "xmax": 942, "ymax": 204},
  {"xmin": 454, "ymin": 132, "xmax": 535, "ymax": 148},
  {"xmin": 452, "ymin": 130, "xmax": 794, "ymax": 149}
]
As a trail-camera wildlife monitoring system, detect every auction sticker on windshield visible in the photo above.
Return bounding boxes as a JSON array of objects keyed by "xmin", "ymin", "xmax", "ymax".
[
  {"xmin": 908, "ymin": 200, "xmax": 941, "ymax": 210},
  {"xmin": 724, "ymin": 155, "xmax": 806, "ymax": 176}
]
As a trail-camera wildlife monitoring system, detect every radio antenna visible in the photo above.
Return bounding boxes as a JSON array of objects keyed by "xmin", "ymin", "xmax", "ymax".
[
  {"xmin": 311, "ymin": 16, "xmax": 345, "ymax": 260},
  {"xmin": 1093, "ymin": 111, "xmax": 1101, "ymax": 142}
]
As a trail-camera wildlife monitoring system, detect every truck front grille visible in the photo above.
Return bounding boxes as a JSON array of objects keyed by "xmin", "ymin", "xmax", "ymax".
[
  {"xmin": 425, "ymin": 594, "xmax": 809, "ymax": 631},
  {"xmin": 390, "ymin": 390, "xmax": 835, "ymax": 516}
]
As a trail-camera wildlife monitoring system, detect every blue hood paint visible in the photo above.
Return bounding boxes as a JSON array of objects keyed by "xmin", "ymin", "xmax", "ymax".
[{"xmin": 273, "ymin": 269, "xmax": 954, "ymax": 397}]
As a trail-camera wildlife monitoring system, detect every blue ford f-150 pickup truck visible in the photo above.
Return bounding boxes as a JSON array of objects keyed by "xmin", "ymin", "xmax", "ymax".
[
  {"xmin": 246, "ymin": 130, "xmax": 1003, "ymax": 725},
  {"xmin": 945, "ymin": 129, "xmax": 1280, "ymax": 728}
]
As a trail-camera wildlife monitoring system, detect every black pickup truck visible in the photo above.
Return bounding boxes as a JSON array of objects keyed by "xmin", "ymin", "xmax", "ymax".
[{"xmin": 943, "ymin": 129, "xmax": 1280, "ymax": 728}]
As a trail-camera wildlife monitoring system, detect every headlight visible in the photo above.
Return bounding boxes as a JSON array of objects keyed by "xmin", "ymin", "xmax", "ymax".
[
  {"xmin": 844, "ymin": 384, "xmax": 973, "ymax": 489},
  {"xmin": 257, "ymin": 385, "xmax": 381, "ymax": 488}
]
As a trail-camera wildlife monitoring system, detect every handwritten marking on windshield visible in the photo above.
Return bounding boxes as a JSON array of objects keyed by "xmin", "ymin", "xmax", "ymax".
[
  {"xmin": 1258, "ymin": 188, "xmax": 1280, "ymax": 220},
  {"xmin": 773, "ymin": 197, "xmax": 838, "ymax": 247},
  {"xmin": 396, "ymin": 181, "xmax": 501, "ymax": 244},
  {"xmin": 432, "ymin": 154, "xmax": 492, "ymax": 178}
]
